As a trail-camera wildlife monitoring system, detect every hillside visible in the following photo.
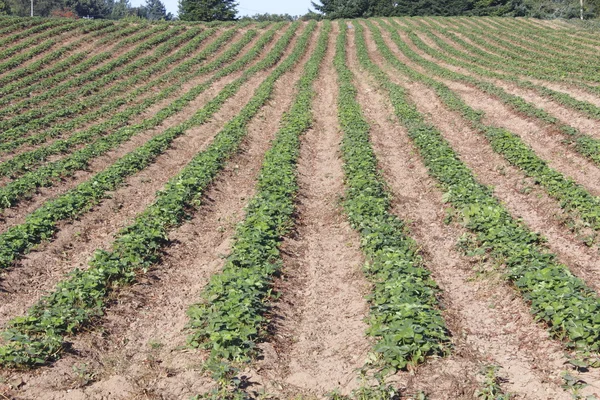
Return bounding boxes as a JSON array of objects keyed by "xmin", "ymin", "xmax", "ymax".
[{"xmin": 0, "ymin": 16, "xmax": 600, "ymax": 399}]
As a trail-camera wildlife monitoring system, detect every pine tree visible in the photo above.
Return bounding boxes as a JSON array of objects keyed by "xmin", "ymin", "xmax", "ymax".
[
  {"xmin": 145, "ymin": 0, "xmax": 171, "ymax": 20},
  {"xmin": 311, "ymin": 0, "xmax": 368, "ymax": 18},
  {"xmin": 110, "ymin": 0, "xmax": 130, "ymax": 19},
  {"xmin": 0, "ymin": 0, "xmax": 11, "ymax": 14},
  {"xmin": 178, "ymin": 0, "xmax": 237, "ymax": 21},
  {"xmin": 65, "ymin": 0, "xmax": 111, "ymax": 17}
]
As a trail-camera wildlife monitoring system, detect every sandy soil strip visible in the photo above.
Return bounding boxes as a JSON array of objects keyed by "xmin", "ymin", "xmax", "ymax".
[
  {"xmin": 251, "ymin": 24, "xmax": 372, "ymax": 399},
  {"xmin": 0, "ymin": 28, "xmax": 198, "ymax": 138},
  {"xmin": 384, "ymin": 27, "xmax": 600, "ymax": 199},
  {"xmin": 423, "ymin": 28, "xmax": 600, "ymax": 106},
  {"xmin": 0, "ymin": 25, "xmax": 299, "ymax": 328},
  {"xmin": 412, "ymin": 31, "xmax": 600, "ymax": 129},
  {"xmin": 0, "ymin": 28, "xmax": 247, "ymax": 167},
  {"xmin": 0, "ymin": 25, "xmax": 132, "ymax": 106},
  {"xmin": 447, "ymin": 29, "xmax": 600, "ymax": 88},
  {"xmin": 0, "ymin": 27, "xmax": 95, "ymax": 84},
  {"xmin": 404, "ymin": 79, "xmax": 600, "ymax": 399},
  {"xmin": 3, "ymin": 26, "xmax": 172, "ymax": 125},
  {"xmin": 359, "ymin": 23, "xmax": 582, "ymax": 400},
  {"xmin": 0, "ymin": 23, "xmax": 317, "ymax": 400},
  {"xmin": 445, "ymin": 79, "xmax": 600, "ymax": 195},
  {"xmin": 0, "ymin": 27, "xmax": 275, "ymax": 232},
  {"xmin": 376, "ymin": 22, "xmax": 600, "ymax": 262}
]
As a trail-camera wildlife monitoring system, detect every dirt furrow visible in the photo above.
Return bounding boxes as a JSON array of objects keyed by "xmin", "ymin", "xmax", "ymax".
[
  {"xmin": 375, "ymin": 22, "xmax": 600, "ymax": 265},
  {"xmin": 359, "ymin": 23, "xmax": 579, "ymax": 400},
  {"xmin": 15, "ymin": 26, "xmax": 169, "ymax": 115},
  {"xmin": 410, "ymin": 32, "xmax": 600, "ymax": 136},
  {"xmin": 424, "ymin": 29, "xmax": 600, "ymax": 105},
  {"xmin": 383, "ymin": 27, "xmax": 600, "ymax": 199},
  {"xmin": 253, "ymin": 24, "xmax": 372, "ymax": 398},
  {"xmin": 0, "ymin": 23, "xmax": 318, "ymax": 400},
  {"xmin": 405, "ymin": 80, "xmax": 600, "ymax": 399},
  {"xmin": 0, "ymin": 27, "xmax": 250, "ymax": 166},
  {"xmin": 0, "ymin": 25, "xmax": 301, "ymax": 328},
  {"xmin": 444, "ymin": 79, "xmax": 600, "ymax": 196},
  {"xmin": 0, "ymin": 27, "xmax": 89, "ymax": 84},
  {"xmin": 0, "ymin": 27, "xmax": 277, "ymax": 233}
]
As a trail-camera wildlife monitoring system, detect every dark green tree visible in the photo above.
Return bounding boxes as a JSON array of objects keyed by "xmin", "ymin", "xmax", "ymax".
[
  {"xmin": 109, "ymin": 0, "xmax": 131, "ymax": 18},
  {"xmin": 0, "ymin": 0, "xmax": 11, "ymax": 14},
  {"xmin": 178, "ymin": 0, "xmax": 237, "ymax": 21},
  {"xmin": 144, "ymin": 0, "xmax": 171, "ymax": 20},
  {"xmin": 8, "ymin": 0, "xmax": 63, "ymax": 16},
  {"xmin": 65, "ymin": 0, "xmax": 111, "ymax": 17},
  {"xmin": 311, "ymin": 0, "xmax": 368, "ymax": 17},
  {"xmin": 0, "ymin": 0, "xmax": 11, "ymax": 13}
]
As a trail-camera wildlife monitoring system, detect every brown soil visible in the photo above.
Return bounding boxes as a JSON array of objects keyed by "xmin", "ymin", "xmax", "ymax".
[
  {"xmin": 6, "ymin": 26, "xmax": 169, "ymax": 118},
  {"xmin": 423, "ymin": 29, "xmax": 600, "ymax": 105},
  {"xmin": 0, "ymin": 22, "xmax": 317, "ymax": 400},
  {"xmin": 0, "ymin": 28, "xmax": 249, "ymax": 165},
  {"xmin": 379, "ymin": 24, "xmax": 600, "ymax": 201},
  {"xmin": 407, "ymin": 29, "xmax": 600, "ymax": 140},
  {"xmin": 2, "ymin": 18, "xmax": 600, "ymax": 400},
  {"xmin": 0, "ymin": 27, "xmax": 87, "ymax": 83},
  {"xmin": 253, "ymin": 24, "xmax": 372, "ymax": 398},
  {"xmin": 0, "ymin": 26, "xmax": 205, "ymax": 141},
  {"xmin": 358, "ymin": 22, "xmax": 575, "ymax": 400},
  {"xmin": 444, "ymin": 79, "xmax": 600, "ymax": 197},
  {"xmin": 0, "ymin": 26, "xmax": 277, "ymax": 233},
  {"xmin": 0, "ymin": 23, "xmax": 305, "ymax": 328}
]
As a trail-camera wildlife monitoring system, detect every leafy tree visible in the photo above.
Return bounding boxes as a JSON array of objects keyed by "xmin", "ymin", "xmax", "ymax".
[
  {"xmin": 240, "ymin": 12, "xmax": 296, "ymax": 21},
  {"xmin": 65, "ymin": 0, "xmax": 111, "ymax": 17},
  {"xmin": 0, "ymin": 0, "xmax": 11, "ymax": 14},
  {"xmin": 178, "ymin": 0, "xmax": 237, "ymax": 21},
  {"xmin": 8, "ymin": 0, "xmax": 63, "ymax": 16},
  {"xmin": 110, "ymin": 0, "xmax": 130, "ymax": 18},
  {"xmin": 311, "ymin": 0, "xmax": 368, "ymax": 18},
  {"xmin": 144, "ymin": 0, "xmax": 171, "ymax": 20}
]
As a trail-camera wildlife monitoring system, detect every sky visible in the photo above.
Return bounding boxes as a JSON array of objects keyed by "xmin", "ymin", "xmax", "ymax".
[{"xmin": 130, "ymin": 0, "xmax": 315, "ymax": 19}]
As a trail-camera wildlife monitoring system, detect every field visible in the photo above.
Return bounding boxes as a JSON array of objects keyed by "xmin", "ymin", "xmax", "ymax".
[{"xmin": 0, "ymin": 15, "xmax": 600, "ymax": 399}]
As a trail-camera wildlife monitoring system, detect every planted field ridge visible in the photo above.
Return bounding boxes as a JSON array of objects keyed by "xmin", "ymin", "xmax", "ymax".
[{"xmin": 0, "ymin": 15, "xmax": 600, "ymax": 400}]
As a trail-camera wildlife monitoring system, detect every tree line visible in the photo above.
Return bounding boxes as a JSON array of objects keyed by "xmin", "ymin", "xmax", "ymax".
[
  {"xmin": 311, "ymin": 0, "xmax": 600, "ymax": 18},
  {"xmin": 0, "ymin": 0, "xmax": 172, "ymax": 19},
  {"xmin": 1, "ymin": 0, "xmax": 598, "ymax": 24}
]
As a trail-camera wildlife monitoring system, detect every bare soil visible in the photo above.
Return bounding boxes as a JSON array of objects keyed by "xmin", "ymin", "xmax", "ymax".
[
  {"xmin": 358, "ymin": 23, "xmax": 577, "ymax": 400},
  {"xmin": 254, "ymin": 24, "xmax": 372, "ymax": 398},
  {"xmin": 2, "ymin": 18, "xmax": 600, "ymax": 400}
]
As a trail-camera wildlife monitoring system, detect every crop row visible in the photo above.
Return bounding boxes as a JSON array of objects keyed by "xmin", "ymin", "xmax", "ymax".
[
  {"xmin": 480, "ymin": 17, "xmax": 600, "ymax": 56},
  {"xmin": 420, "ymin": 19, "xmax": 600, "ymax": 97},
  {"xmin": 0, "ymin": 26, "xmax": 220, "ymax": 163},
  {"xmin": 0, "ymin": 22, "xmax": 143, "ymax": 99},
  {"xmin": 440, "ymin": 19, "xmax": 600, "ymax": 85},
  {"xmin": 0, "ymin": 23, "xmax": 293, "ymax": 271},
  {"xmin": 0, "ymin": 25, "xmax": 181, "ymax": 133},
  {"xmin": 0, "ymin": 20, "xmax": 314, "ymax": 369},
  {"xmin": 0, "ymin": 20, "xmax": 113, "ymax": 89},
  {"xmin": 456, "ymin": 18, "xmax": 599, "ymax": 65},
  {"xmin": 354, "ymin": 20, "xmax": 600, "ymax": 353},
  {"xmin": 0, "ymin": 28, "xmax": 261, "ymax": 212},
  {"xmin": 0, "ymin": 24, "xmax": 168, "ymax": 118},
  {"xmin": 404, "ymin": 29, "xmax": 600, "ymax": 167},
  {"xmin": 374, "ymin": 20, "xmax": 600, "ymax": 237},
  {"xmin": 412, "ymin": 26, "xmax": 600, "ymax": 122},
  {"xmin": 0, "ymin": 18, "xmax": 46, "ymax": 36},
  {"xmin": 0, "ymin": 18, "xmax": 72, "ymax": 59},
  {"xmin": 187, "ymin": 20, "xmax": 328, "ymax": 368},
  {"xmin": 335, "ymin": 21, "xmax": 450, "ymax": 373}
]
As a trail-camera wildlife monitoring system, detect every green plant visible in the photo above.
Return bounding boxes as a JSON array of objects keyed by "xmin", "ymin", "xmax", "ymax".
[
  {"xmin": 355, "ymin": 18, "xmax": 600, "ymax": 355},
  {"xmin": 476, "ymin": 366, "xmax": 510, "ymax": 400}
]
